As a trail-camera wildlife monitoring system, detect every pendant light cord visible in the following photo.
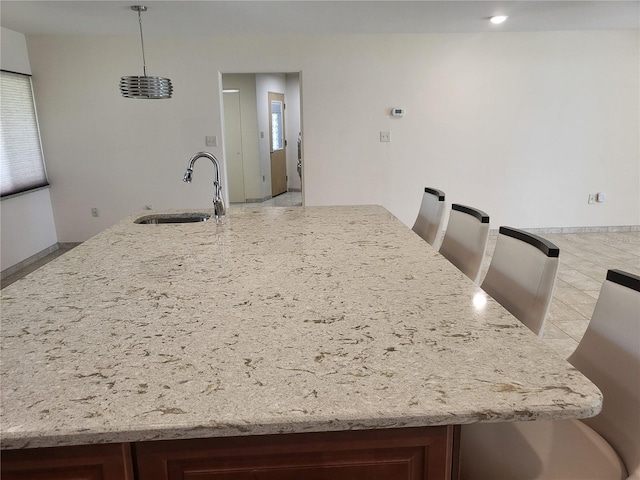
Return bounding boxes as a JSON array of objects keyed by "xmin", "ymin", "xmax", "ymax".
[{"xmin": 137, "ymin": 8, "xmax": 147, "ymax": 77}]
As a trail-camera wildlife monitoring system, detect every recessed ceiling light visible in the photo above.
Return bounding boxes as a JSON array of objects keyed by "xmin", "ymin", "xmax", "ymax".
[{"xmin": 490, "ymin": 15, "xmax": 508, "ymax": 25}]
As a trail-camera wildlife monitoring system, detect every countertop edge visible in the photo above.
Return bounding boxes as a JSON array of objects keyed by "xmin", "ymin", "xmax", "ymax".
[{"xmin": 1, "ymin": 398, "xmax": 602, "ymax": 450}]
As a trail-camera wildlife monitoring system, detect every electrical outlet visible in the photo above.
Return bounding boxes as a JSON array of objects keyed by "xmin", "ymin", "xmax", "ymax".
[
  {"xmin": 91, "ymin": 207, "xmax": 99, "ymax": 217},
  {"xmin": 206, "ymin": 136, "xmax": 217, "ymax": 147},
  {"xmin": 588, "ymin": 194, "xmax": 596, "ymax": 204},
  {"xmin": 380, "ymin": 131, "xmax": 391, "ymax": 142}
]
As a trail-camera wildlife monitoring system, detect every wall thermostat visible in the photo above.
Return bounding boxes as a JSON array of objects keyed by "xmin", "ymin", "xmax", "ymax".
[{"xmin": 391, "ymin": 107, "xmax": 405, "ymax": 118}]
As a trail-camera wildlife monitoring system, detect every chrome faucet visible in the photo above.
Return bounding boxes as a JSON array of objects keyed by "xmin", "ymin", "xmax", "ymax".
[{"xmin": 183, "ymin": 151, "xmax": 226, "ymax": 220}]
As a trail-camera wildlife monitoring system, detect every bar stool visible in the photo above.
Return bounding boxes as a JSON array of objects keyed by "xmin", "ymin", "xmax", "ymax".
[
  {"xmin": 460, "ymin": 269, "xmax": 640, "ymax": 480},
  {"xmin": 438, "ymin": 204, "xmax": 490, "ymax": 284},
  {"xmin": 481, "ymin": 226, "xmax": 559, "ymax": 337},
  {"xmin": 412, "ymin": 187, "xmax": 446, "ymax": 248}
]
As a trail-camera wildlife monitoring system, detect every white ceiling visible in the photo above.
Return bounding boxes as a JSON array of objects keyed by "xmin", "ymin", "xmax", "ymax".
[{"xmin": 0, "ymin": 1, "xmax": 638, "ymax": 37}]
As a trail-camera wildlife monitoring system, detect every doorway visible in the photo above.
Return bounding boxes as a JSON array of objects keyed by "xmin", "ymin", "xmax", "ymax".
[{"xmin": 221, "ymin": 73, "xmax": 302, "ymax": 206}]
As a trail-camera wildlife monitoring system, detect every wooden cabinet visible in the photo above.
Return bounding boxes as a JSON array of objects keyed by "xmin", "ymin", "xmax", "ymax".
[
  {"xmin": 1, "ymin": 426, "xmax": 458, "ymax": 480},
  {"xmin": 135, "ymin": 426, "xmax": 456, "ymax": 480},
  {"xmin": 0, "ymin": 443, "xmax": 134, "ymax": 480}
]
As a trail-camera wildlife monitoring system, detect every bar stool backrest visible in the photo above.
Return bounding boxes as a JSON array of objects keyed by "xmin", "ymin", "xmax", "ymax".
[
  {"xmin": 412, "ymin": 187, "xmax": 446, "ymax": 248},
  {"xmin": 438, "ymin": 203, "xmax": 490, "ymax": 284},
  {"xmin": 569, "ymin": 269, "xmax": 640, "ymax": 478},
  {"xmin": 481, "ymin": 227, "xmax": 559, "ymax": 336}
]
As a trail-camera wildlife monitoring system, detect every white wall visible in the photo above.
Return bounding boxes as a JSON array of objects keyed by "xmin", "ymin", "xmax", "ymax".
[
  {"xmin": 0, "ymin": 27, "xmax": 58, "ymax": 272},
  {"xmin": 25, "ymin": 30, "xmax": 639, "ymax": 242},
  {"xmin": 286, "ymin": 73, "xmax": 302, "ymax": 192}
]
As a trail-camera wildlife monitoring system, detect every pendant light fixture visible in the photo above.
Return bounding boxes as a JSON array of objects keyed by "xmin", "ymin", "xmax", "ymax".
[{"xmin": 120, "ymin": 5, "xmax": 173, "ymax": 99}]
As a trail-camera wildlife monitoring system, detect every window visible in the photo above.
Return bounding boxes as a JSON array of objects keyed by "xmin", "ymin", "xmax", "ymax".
[
  {"xmin": 270, "ymin": 100, "xmax": 284, "ymax": 151},
  {"xmin": 0, "ymin": 70, "xmax": 49, "ymax": 197}
]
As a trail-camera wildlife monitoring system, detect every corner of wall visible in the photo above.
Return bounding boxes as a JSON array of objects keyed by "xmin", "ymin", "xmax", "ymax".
[{"xmin": 1, "ymin": 28, "xmax": 59, "ymax": 272}]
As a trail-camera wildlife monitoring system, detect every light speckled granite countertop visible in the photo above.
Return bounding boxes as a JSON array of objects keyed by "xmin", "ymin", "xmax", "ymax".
[{"xmin": 1, "ymin": 205, "xmax": 601, "ymax": 449}]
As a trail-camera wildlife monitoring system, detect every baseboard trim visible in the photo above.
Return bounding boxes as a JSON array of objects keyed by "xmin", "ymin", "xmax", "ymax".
[
  {"xmin": 1, "ymin": 244, "xmax": 59, "ymax": 279},
  {"xmin": 1, "ymin": 242, "xmax": 81, "ymax": 280},
  {"xmin": 58, "ymin": 242, "xmax": 82, "ymax": 249}
]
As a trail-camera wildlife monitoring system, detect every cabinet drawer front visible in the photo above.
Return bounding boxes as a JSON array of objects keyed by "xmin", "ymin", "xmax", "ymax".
[
  {"xmin": 136, "ymin": 426, "xmax": 454, "ymax": 480},
  {"xmin": 170, "ymin": 447, "xmax": 422, "ymax": 480}
]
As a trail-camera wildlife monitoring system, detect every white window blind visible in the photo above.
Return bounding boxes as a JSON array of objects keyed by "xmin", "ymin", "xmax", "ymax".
[{"xmin": 1, "ymin": 70, "xmax": 49, "ymax": 197}]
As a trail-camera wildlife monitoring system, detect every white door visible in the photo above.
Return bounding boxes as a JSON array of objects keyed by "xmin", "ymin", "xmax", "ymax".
[{"xmin": 223, "ymin": 90, "xmax": 245, "ymax": 203}]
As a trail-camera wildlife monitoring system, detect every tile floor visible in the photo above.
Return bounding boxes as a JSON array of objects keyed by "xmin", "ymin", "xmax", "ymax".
[
  {"xmin": 2, "ymin": 197, "xmax": 638, "ymax": 361},
  {"xmin": 482, "ymin": 230, "xmax": 640, "ymax": 358},
  {"xmin": 230, "ymin": 191, "xmax": 303, "ymax": 209}
]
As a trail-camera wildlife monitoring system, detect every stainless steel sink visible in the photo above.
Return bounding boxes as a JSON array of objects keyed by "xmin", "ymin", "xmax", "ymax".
[{"xmin": 134, "ymin": 213, "xmax": 211, "ymax": 224}]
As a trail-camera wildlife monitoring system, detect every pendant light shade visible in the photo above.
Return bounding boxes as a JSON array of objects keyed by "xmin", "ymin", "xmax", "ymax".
[
  {"xmin": 120, "ymin": 5, "xmax": 173, "ymax": 99},
  {"xmin": 120, "ymin": 75, "xmax": 173, "ymax": 99}
]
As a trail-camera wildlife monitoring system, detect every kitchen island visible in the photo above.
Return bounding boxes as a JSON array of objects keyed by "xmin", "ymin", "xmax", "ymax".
[{"xmin": 1, "ymin": 206, "xmax": 601, "ymax": 478}]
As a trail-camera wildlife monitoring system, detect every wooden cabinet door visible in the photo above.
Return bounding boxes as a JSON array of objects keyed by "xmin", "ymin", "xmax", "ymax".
[
  {"xmin": 136, "ymin": 426, "xmax": 455, "ymax": 480},
  {"xmin": 1, "ymin": 443, "xmax": 134, "ymax": 480}
]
